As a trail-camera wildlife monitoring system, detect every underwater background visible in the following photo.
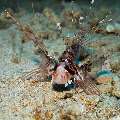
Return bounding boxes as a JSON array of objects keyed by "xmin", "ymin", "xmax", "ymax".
[{"xmin": 0, "ymin": 0, "xmax": 120, "ymax": 120}]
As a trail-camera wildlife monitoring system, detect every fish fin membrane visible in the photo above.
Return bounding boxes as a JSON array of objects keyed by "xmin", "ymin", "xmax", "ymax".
[
  {"xmin": 21, "ymin": 67, "xmax": 49, "ymax": 82},
  {"xmin": 76, "ymin": 77, "xmax": 101, "ymax": 95}
]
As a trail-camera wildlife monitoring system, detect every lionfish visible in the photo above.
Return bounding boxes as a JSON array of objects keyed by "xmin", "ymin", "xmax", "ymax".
[{"xmin": 4, "ymin": 9, "xmax": 100, "ymax": 95}]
